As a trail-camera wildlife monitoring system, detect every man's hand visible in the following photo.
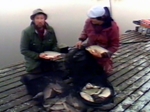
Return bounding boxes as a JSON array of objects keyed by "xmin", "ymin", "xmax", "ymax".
[
  {"xmin": 76, "ymin": 41, "xmax": 83, "ymax": 49},
  {"xmin": 39, "ymin": 53, "xmax": 49, "ymax": 59},
  {"xmin": 39, "ymin": 53, "xmax": 54, "ymax": 60}
]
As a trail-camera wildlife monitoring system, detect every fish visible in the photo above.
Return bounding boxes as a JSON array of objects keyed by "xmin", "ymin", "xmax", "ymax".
[
  {"xmin": 43, "ymin": 97, "xmax": 60, "ymax": 108},
  {"xmin": 66, "ymin": 95, "xmax": 84, "ymax": 109},
  {"xmin": 82, "ymin": 88, "xmax": 101, "ymax": 95},
  {"xmin": 50, "ymin": 83, "xmax": 63, "ymax": 93},
  {"xmin": 41, "ymin": 51, "xmax": 62, "ymax": 58},
  {"xmin": 50, "ymin": 104, "xmax": 65, "ymax": 111},
  {"xmin": 85, "ymin": 83, "xmax": 101, "ymax": 89},
  {"xmin": 63, "ymin": 102, "xmax": 79, "ymax": 112},
  {"xmin": 32, "ymin": 92, "xmax": 43, "ymax": 99},
  {"xmin": 85, "ymin": 83, "xmax": 94, "ymax": 89},
  {"xmin": 80, "ymin": 92, "xmax": 94, "ymax": 102},
  {"xmin": 43, "ymin": 84, "xmax": 56, "ymax": 99},
  {"xmin": 55, "ymin": 98, "xmax": 66, "ymax": 105},
  {"xmin": 98, "ymin": 88, "xmax": 111, "ymax": 98},
  {"xmin": 86, "ymin": 45, "xmax": 108, "ymax": 54},
  {"xmin": 49, "ymin": 110, "xmax": 64, "ymax": 112}
]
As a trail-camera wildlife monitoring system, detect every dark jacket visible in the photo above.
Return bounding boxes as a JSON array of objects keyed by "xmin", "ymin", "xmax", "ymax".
[{"xmin": 20, "ymin": 23, "xmax": 59, "ymax": 73}]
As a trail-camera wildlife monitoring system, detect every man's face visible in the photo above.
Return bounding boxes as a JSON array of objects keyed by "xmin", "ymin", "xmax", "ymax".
[{"xmin": 34, "ymin": 14, "xmax": 45, "ymax": 27}]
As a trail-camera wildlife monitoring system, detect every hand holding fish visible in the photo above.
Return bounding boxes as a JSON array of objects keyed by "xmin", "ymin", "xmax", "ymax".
[
  {"xmin": 50, "ymin": 56, "xmax": 61, "ymax": 61},
  {"xmin": 39, "ymin": 53, "xmax": 49, "ymax": 59},
  {"xmin": 39, "ymin": 52, "xmax": 62, "ymax": 61},
  {"xmin": 39, "ymin": 53, "xmax": 58, "ymax": 60}
]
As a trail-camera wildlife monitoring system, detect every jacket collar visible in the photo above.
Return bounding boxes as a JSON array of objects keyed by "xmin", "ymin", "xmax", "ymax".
[{"xmin": 30, "ymin": 22, "xmax": 53, "ymax": 33}]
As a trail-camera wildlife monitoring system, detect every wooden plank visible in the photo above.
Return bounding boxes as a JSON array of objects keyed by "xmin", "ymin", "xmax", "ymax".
[
  {"xmin": 0, "ymin": 71, "xmax": 26, "ymax": 83},
  {"xmin": 112, "ymin": 43, "xmax": 150, "ymax": 65},
  {"xmin": 0, "ymin": 63, "xmax": 24, "ymax": 75},
  {"xmin": 0, "ymin": 77, "xmax": 21, "ymax": 88},
  {"xmin": 120, "ymin": 34, "xmax": 143, "ymax": 42},
  {"xmin": 0, "ymin": 95, "xmax": 32, "ymax": 112},
  {"xmin": 112, "ymin": 43, "xmax": 141, "ymax": 60},
  {"xmin": 111, "ymin": 58, "xmax": 146, "ymax": 83},
  {"xmin": 110, "ymin": 68, "xmax": 150, "ymax": 112},
  {"xmin": 125, "ymin": 90, "xmax": 150, "ymax": 112},
  {"xmin": 121, "ymin": 38, "xmax": 150, "ymax": 44},
  {"xmin": 0, "ymin": 66, "xmax": 25, "ymax": 78},
  {"xmin": 113, "ymin": 42, "xmax": 150, "ymax": 62},
  {"xmin": 113, "ymin": 47, "xmax": 148, "ymax": 68},
  {"xmin": 5, "ymin": 100, "xmax": 38, "ymax": 112},
  {"xmin": 122, "ymin": 33, "xmax": 150, "ymax": 42},
  {"xmin": 0, "ymin": 85, "xmax": 25, "ymax": 99},
  {"xmin": 112, "ymin": 42, "xmax": 150, "ymax": 68},
  {"xmin": 111, "ymin": 61, "xmax": 149, "ymax": 88},
  {"xmin": 109, "ymin": 53, "xmax": 150, "ymax": 82},
  {"xmin": 111, "ymin": 64, "xmax": 147, "ymax": 87},
  {"xmin": 140, "ymin": 102, "xmax": 150, "ymax": 112},
  {"xmin": 0, "ymin": 89, "xmax": 27, "ymax": 105},
  {"xmin": 120, "ymin": 31, "xmax": 140, "ymax": 38},
  {"xmin": 110, "ymin": 79, "xmax": 150, "ymax": 112},
  {"xmin": 120, "ymin": 31, "xmax": 150, "ymax": 43},
  {"xmin": 22, "ymin": 106, "xmax": 45, "ymax": 112},
  {"xmin": 120, "ymin": 33, "xmax": 141, "ymax": 41},
  {"xmin": 0, "ymin": 81, "xmax": 23, "ymax": 93}
]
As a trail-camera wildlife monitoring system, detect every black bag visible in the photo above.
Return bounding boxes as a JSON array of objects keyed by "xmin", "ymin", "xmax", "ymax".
[{"xmin": 65, "ymin": 47, "xmax": 107, "ymax": 88}]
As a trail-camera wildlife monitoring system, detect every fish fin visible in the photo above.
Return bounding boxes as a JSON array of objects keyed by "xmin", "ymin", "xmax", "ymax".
[{"xmin": 32, "ymin": 92, "xmax": 43, "ymax": 99}]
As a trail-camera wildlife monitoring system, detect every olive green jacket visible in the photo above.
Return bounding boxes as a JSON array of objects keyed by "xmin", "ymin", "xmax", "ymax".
[{"xmin": 20, "ymin": 23, "xmax": 59, "ymax": 73}]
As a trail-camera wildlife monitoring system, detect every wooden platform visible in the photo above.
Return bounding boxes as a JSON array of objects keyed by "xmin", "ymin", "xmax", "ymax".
[{"xmin": 0, "ymin": 31, "xmax": 150, "ymax": 112}]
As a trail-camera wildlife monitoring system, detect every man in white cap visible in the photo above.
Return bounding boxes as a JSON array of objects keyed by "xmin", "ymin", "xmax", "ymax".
[{"xmin": 76, "ymin": 5, "xmax": 120, "ymax": 75}]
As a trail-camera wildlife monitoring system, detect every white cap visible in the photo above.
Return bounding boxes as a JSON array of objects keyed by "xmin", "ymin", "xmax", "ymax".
[{"xmin": 87, "ymin": 5, "xmax": 105, "ymax": 18}]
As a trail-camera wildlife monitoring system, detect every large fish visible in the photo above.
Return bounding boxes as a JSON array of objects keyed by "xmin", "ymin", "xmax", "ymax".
[
  {"xmin": 63, "ymin": 102, "xmax": 79, "ymax": 112},
  {"xmin": 82, "ymin": 88, "xmax": 101, "ymax": 95},
  {"xmin": 98, "ymin": 88, "xmax": 111, "ymax": 98},
  {"xmin": 50, "ymin": 104, "xmax": 65, "ymax": 111},
  {"xmin": 84, "ymin": 83, "xmax": 101, "ymax": 89},
  {"xmin": 86, "ymin": 45, "xmax": 108, "ymax": 55},
  {"xmin": 50, "ymin": 83, "xmax": 63, "ymax": 93},
  {"xmin": 44, "ymin": 84, "xmax": 56, "ymax": 99},
  {"xmin": 80, "ymin": 92, "xmax": 94, "ymax": 102},
  {"xmin": 66, "ymin": 95, "xmax": 84, "ymax": 110},
  {"xmin": 41, "ymin": 51, "xmax": 62, "ymax": 58}
]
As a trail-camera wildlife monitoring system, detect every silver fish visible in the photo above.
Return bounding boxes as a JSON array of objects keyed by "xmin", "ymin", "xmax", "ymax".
[
  {"xmin": 32, "ymin": 92, "xmax": 43, "ymax": 99},
  {"xmin": 98, "ymin": 88, "xmax": 111, "ymax": 98},
  {"xmin": 63, "ymin": 102, "xmax": 79, "ymax": 112},
  {"xmin": 50, "ymin": 83, "xmax": 63, "ymax": 93},
  {"xmin": 55, "ymin": 98, "xmax": 66, "ymax": 105},
  {"xmin": 84, "ymin": 83, "xmax": 101, "ymax": 90},
  {"xmin": 80, "ymin": 92, "xmax": 94, "ymax": 102},
  {"xmin": 86, "ymin": 45, "xmax": 108, "ymax": 54},
  {"xmin": 66, "ymin": 95, "xmax": 84, "ymax": 109},
  {"xmin": 44, "ymin": 85, "xmax": 55, "ymax": 99},
  {"xmin": 82, "ymin": 88, "xmax": 100, "ymax": 95},
  {"xmin": 50, "ymin": 104, "xmax": 65, "ymax": 111},
  {"xmin": 42, "ymin": 51, "xmax": 61, "ymax": 58},
  {"xmin": 85, "ymin": 83, "xmax": 94, "ymax": 89},
  {"xmin": 43, "ymin": 97, "xmax": 60, "ymax": 108}
]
